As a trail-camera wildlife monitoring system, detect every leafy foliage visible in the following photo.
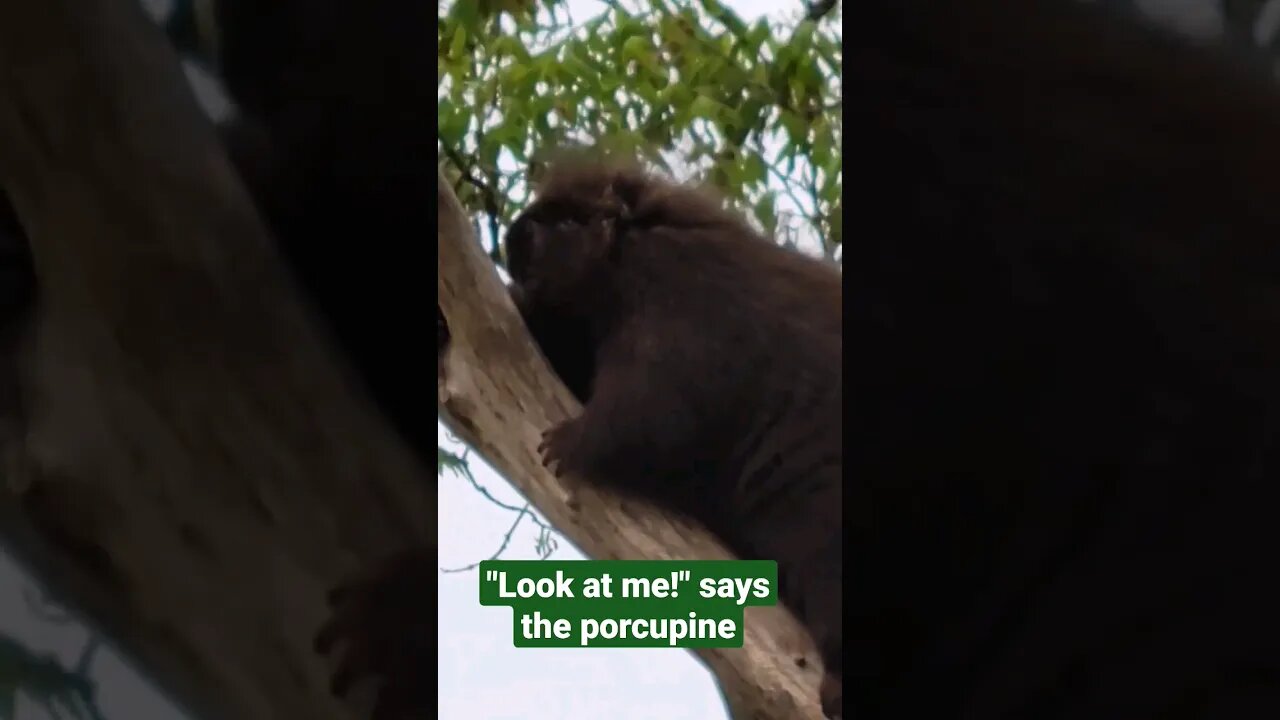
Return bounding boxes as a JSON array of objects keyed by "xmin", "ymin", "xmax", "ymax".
[{"xmin": 438, "ymin": 0, "xmax": 843, "ymax": 259}]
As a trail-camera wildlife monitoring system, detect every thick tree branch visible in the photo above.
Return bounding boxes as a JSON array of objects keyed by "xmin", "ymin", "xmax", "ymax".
[
  {"xmin": 436, "ymin": 166, "xmax": 826, "ymax": 720},
  {"xmin": 0, "ymin": 3, "xmax": 431, "ymax": 720}
]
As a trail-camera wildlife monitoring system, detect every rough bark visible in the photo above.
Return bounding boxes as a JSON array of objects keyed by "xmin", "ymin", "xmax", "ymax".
[
  {"xmin": 0, "ymin": 3, "xmax": 432, "ymax": 720},
  {"xmin": 437, "ymin": 172, "xmax": 827, "ymax": 719}
]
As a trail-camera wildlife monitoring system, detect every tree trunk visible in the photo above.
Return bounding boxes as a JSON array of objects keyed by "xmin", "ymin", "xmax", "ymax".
[
  {"xmin": 0, "ymin": 3, "xmax": 432, "ymax": 720},
  {"xmin": 437, "ymin": 179, "xmax": 828, "ymax": 719}
]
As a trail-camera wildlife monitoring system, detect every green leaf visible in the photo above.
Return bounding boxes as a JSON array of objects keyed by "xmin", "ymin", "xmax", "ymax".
[
  {"xmin": 438, "ymin": 99, "xmax": 469, "ymax": 149},
  {"xmin": 564, "ymin": 49, "xmax": 594, "ymax": 82},
  {"xmin": 448, "ymin": 0, "xmax": 480, "ymax": 29},
  {"xmin": 779, "ymin": 109, "xmax": 806, "ymax": 143},
  {"xmin": 747, "ymin": 19, "xmax": 771, "ymax": 51},
  {"xmin": 621, "ymin": 35, "xmax": 649, "ymax": 61},
  {"xmin": 744, "ymin": 152, "xmax": 768, "ymax": 185},
  {"xmin": 813, "ymin": 128, "xmax": 833, "ymax": 166},
  {"xmin": 449, "ymin": 26, "xmax": 468, "ymax": 61},
  {"xmin": 823, "ymin": 153, "xmax": 841, "ymax": 183},
  {"xmin": 755, "ymin": 192, "xmax": 777, "ymax": 234},
  {"xmin": 507, "ymin": 62, "xmax": 531, "ymax": 85},
  {"xmin": 689, "ymin": 95, "xmax": 721, "ymax": 121},
  {"xmin": 492, "ymin": 35, "xmax": 530, "ymax": 62},
  {"xmin": 793, "ymin": 19, "xmax": 817, "ymax": 51}
]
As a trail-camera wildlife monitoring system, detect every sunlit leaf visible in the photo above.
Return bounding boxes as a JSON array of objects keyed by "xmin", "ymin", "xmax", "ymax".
[{"xmin": 449, "ymin": 26, "xmax": 468, "ymax": 61}]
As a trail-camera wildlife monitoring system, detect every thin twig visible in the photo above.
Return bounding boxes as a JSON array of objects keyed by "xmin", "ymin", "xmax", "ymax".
[{"xmin": 440, "ymin": 504, "xmax": 535, "ymax": 573}]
